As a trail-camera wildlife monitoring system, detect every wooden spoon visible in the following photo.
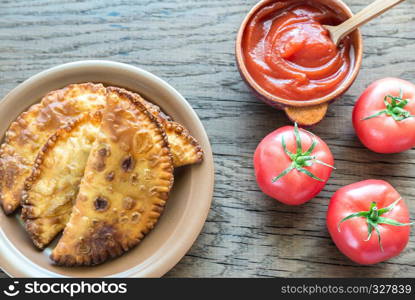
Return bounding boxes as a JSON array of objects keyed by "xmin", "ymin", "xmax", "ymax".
[{"xmin": 325, "ymin": 0, "xmax": 405, "ymax": 45}]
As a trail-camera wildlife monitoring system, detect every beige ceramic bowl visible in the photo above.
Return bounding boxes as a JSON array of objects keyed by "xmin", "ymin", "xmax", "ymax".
[{"xmin": 0, "ymin": 60, "xmax": 214, "ymax": 277}]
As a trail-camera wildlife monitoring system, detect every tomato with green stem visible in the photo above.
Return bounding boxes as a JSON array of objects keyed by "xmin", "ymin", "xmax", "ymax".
[
  {"xmin": 353, "ymin": 77, "xmax": 415, "ymax": 153},
  {"xmin": 327, "ymin": 180, "xmax": 413, "ymax": 265},
  {"xmin": 254, "ymin": 123, "xmax": 334, "ymax": 205}
]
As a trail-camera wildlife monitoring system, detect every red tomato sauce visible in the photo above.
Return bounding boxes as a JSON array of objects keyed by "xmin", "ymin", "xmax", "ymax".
[{"xmin": 242, "ymin": 1, "xmax": 353, "ymax": 101}]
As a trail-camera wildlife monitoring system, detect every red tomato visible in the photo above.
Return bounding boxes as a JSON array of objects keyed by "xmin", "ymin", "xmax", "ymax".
[
  {"xmin": 353, "ymin": 77, "xmax": 415, "ymax": 153},
  {"xmin": 254, "ymin": 124, "xmax": 334, "ymax": 205},
  {"xmin": 327, "ymin": 180, "xmax": 412, "ymax": 265}
]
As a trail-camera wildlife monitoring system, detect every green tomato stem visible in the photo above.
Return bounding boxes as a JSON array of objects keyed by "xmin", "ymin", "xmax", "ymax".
[
  {"xmin": 271, "ymin": 123, "xmax": 334, "ymax": 183},
  {"xmin": 362, "ymin": 92, "xmax": 414, "ymax": 121},
  {"xmin": 338, "ymin": 198, "xmax": 414, "ymax": 251}
]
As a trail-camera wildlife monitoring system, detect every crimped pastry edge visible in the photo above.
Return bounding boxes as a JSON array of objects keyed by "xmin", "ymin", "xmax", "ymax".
[
  {"xmin": 107, "ymin": 86, "xmax": 204, "ymax": 167},
  {"xmin": 0, "ymin": 102, "xmax": 44, "ymax": 215},
  {"xmin": 165, "ymin": 120, "xmax": 204, "ymax": 166}
]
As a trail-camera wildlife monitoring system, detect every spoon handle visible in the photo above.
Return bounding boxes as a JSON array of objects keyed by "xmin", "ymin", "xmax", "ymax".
[{"xmin": 330, "ymin": 0, "xmax": 405, "ymax": 45}]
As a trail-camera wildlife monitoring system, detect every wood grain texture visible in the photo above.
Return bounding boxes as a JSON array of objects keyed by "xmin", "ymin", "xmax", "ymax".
[{"xmin": 1, "ymin": 0, "xmax": 415, "ymax": 278}]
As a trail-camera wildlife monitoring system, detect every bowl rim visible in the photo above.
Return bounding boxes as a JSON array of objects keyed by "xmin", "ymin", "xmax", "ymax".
[
  {"xmin": 0, "ymin": 60, "xmax": 214, "ymax": 278},
  {"xmin": 235, "ymin": 0, "xmax": 363, "ymax": 107}
]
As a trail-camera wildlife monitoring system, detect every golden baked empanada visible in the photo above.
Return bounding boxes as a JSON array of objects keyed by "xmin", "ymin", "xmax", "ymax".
[
  {"xmin": 51, "ymin": 87, "xmax": 173, "ymax": 266},
  {"xmin": 137, "ymin": 96, "xmax": 203, "ymax": 167},
  {"xmin": 21, "ymin": 112, "xmax": 102, "ymax": 249},
  {"xmin": 0, "ymin": 83, "xmax": 106, "ymax": 214}
]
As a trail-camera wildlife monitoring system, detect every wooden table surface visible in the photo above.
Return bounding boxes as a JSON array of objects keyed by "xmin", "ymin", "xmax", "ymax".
[{"xmin": 1, "ymin": 0, "xmax": 415, "ymax": 278}]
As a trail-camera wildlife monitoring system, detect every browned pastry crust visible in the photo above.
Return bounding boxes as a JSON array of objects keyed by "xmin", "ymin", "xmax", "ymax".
[
  {"xmin": 141, "ymin": 99, "xmax": 204, "ymax": 167},
  {"xmin": 162, "ymin": 119, "xmax": 204, "ymax": 166},
  {"xmin": 0, "ymin": 83, "xmax": 107, "ymax": 215},
  {"xmin": 107, "ymin": 86, "xmax": 204, "ymax": 167},
  {"xmin": 50, "ymin": 87, "xmax": 174, "ymax": 266},
  {"xmin": 21, "ymin": 112, "xmax": 102, "ymax": 249}
]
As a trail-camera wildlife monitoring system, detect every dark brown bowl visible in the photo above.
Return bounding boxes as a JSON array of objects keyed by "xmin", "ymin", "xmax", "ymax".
[{"xmin": 236, "ymin": 0, "xmax": 363, "ymax": 126}]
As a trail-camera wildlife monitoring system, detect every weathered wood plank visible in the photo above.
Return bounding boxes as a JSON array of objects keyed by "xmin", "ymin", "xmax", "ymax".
[{"xmin": 1, "ymin": 0, "xmax": 415, "ymax": 278}]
